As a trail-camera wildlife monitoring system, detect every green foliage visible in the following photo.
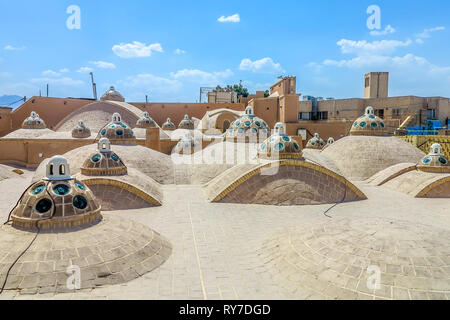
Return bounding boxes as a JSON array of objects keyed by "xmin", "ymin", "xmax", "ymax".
[{"xmin": 264, "ymin": 90, "xmax": 270, "ymax": 98}]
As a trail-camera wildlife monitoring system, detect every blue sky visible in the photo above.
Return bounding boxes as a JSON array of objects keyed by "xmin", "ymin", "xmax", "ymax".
[{"xmin": 0, "ymin": 0, "xmax": 449, "ymax": 102}]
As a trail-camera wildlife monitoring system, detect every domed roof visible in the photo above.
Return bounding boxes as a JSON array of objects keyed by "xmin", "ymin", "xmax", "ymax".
[
  {"xmin": 350, "ymin": 106, "xmax": 387, "ymax": 136},
  {"xmin": 100, "ymin": 86, "xmax": 125, "ymax": 102},
  {"xmin": 10, "ymin": 155, "xmax": 101, "ymax": 230},
  {"xmin": 417, "ymin": 143, "xmax": 450, "ymax": 173},
  {"xmin": 321, "ymin": 135, "xmax": 426, "ymax": 180},
  {"xmin": 172, "ymin": 133, "xmax": 201, "ymax": 155},
  {"xmin": 98, "ymin": 113, "xmax": 136, "ymax": 143},
  {"xmin": 22, "ymin": 111, "xmax": 46, "ymax": 129},
  {"xmin": 81, "ymin": 138, "xmax": 127, "ymax": 176},
  {"xmin": 136, "ymin": 112, "xmax": 157, "ymax": 129},
  {"xmin": 305, "ymin": 133, "xmax": 325, "ymax": 149},
  {"xmin": 258, "ymin": 123, "xmax": 302, "ymax": 159},
  {"xmin": 225, "ymin": 106, "xmax": 269, "ymax": 142},
  {"xmin": 162, "ymin": 118, "xmax": 176, "ymax": 131},
  {"xmin": 178, "ymin": 114, "xmax": 194, "ymax": 130},
  {"xmin": 72, "ymin": 120, "xmax": 91, "ymax": 138}
]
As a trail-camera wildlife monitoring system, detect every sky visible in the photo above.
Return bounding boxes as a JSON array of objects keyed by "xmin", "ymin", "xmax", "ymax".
[{"xmin": 0, "ymin": 0, "xmax": 449, "ymax": 103}]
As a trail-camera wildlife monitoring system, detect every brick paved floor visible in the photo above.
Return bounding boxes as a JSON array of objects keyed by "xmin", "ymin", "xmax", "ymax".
[{"xmin": 0, "ymin": 176, "xmax": 449, "ymax": 300}]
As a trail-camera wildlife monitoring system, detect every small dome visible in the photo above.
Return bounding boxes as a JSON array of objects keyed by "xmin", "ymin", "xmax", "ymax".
[
  {"xmin": 258, "ymin": 123, "xmax": 303, "ymax": 160},
  {"xmin": 100, "ymin": 86, "xmax": 125, "ymax": 102},
  {"xmin": 350, "ymin": 106, "xmax": 387, "ymax": 136},
  {"xmin": 178, "ymin": 114, "xmax": 194, "ymax": 130},
  {"xmin": 72, "ymin": 120, "xmax": 91, "ymax": 138},
  {"xmin": 417, "ymin": 143, "xmax": 450, "ymax": 173},
  {"xmin": 305, "ymin": 133, "xmax": 325, "ymax": 149},
  {"xmin": 172, "ymin": 133, "xmax": 201, "ymax": 155},
  {"xmin": 22, "ymin": 111, "xmax": 46, "ymax": 129},
  {"xmin": 81, "ymin": 138, "xmax": 127, "ymax": 176},
  {"xmin": 98, "ymin": 113, "xmax": 136, "ymax": 142},
  {"xmin": 136, "ymin": 112, "xmax": 157, "ymax": 129},
  {"xmin": 10, "ymin": 155, "xmax": 101, "ymax": 230},
  {"xmin": 162, "ymin": 118, "xmax": 176, "ymax": 131},
  {"xmin": 225, "ymin": 106, "xmax": 269, "ymax": 142},
  {"xmin": 322, "ymin": 137, "xmax": 335, "ymax": 151}
]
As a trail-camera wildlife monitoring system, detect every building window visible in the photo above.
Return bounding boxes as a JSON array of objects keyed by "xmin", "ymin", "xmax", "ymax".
[
  {"xmin": 318, "ymin": 111, "xmax": 328, "ymax": 120},
  {"xmin": 392, "ymin": 108, "xmax": 402, "ymax": 116},
  {"xmin": 365, "ymin": 77, "xmax": 370, "ymax": 88},
  {"xmin": 427, "ymin": 109, "xmax": 436, "ymax": 120},
  {"xmin": 298, "ymin": 112, "xmax": 310, "ymax": 120}
]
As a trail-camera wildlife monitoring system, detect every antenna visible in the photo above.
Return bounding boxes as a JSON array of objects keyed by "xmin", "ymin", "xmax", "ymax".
[
  {"xmin": 145, "ymin": 95, "xmax": 148, "ymax": 104},
  {"xmin": 46, "ymin": 84, "xmax": 49, "ymax": 97},
  {"xmin": 90, "ymin": 72, "xmax": 97, "ymax": 100}
]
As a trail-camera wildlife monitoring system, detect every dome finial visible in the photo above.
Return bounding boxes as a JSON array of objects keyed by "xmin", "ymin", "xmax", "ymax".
[{"xmin": 45, "ymin": 155, "xmax": 72, "ymax": 181}]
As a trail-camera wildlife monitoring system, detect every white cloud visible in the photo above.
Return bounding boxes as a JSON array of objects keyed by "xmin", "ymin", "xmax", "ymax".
[
  {"xmin": 4, "ymin": 45, "xmax": 26, "ymax": 51},
  {"xmin": 336, "ymin": 39, "xmax": 412, "ymax": 55},
  {"xmin": 112, "ymin": 41, "xmax": 163, "ymax": 58},
  {"xmin": 218, "ymin": 14, "xmax": 240, "ymax": 23},
  {"xmin": 323, "ymin": 53, "xmax": 429, "ymax": 69},
  {"xmin": 42, "ymin": 70, "xmax": 61, "ymax": 77},
  {"xmin": 77, "ymin": 67, "xmax": 93, "ymax": 73},
  {"xmin": 30, "ymin": 77, "xmax": 84, "ymax": 86},
  {"xmin": 170, "ymin": 68, "xmax": 233, "ymax": 85},
  {"xmin": 370, "ymin": 25, "xmax": 396, "ymax": 36},
  {"xmin": 174, "ymin": 48, "xmax": 186, "ymax": 55},
  {"xmin": 239, "ymin": 57, "xmax": 284, "ymax": 74},
  {"xmin": 90, "ymin": 61, "xmax": 116, "ymax": 69},
  {"xmin": 59, "ymin": 68, "xmax": 69, "ymax": 73},
  {"xmin": 416, "ymin": 26, "xmax": 445, "ymax": 39}
]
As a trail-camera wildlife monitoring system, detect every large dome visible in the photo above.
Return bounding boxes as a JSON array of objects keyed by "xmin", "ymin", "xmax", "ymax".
[
  {"xmin": 417, "ymin": 143, "xmax": 450, "ymax": 173},
  {"xmin": 225, "ymin": 106, "xmax": 269, "ymax": 142},
  {"xmin": 321, "ymin": 135, "xmax": 426, "ymax": 180},
  {"xmin": 22, "ymin": 111, "xmax": 46, "ymax": 129},
  {"xmin": 99, "ymin": 113, "xmax": 136, "ymax": 143},
  {"xmin": 100, "ymin": 86, "xmax": 125, "ymax": 102},
  {"xmin": 350, "ymin": 106, "xmax": 387, "ymax": 136},
  {"xmin": 258, "ymin": 122, "xmax": 302, "ymax": 159}
]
